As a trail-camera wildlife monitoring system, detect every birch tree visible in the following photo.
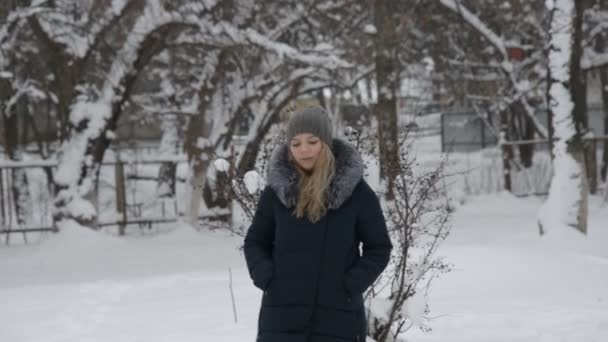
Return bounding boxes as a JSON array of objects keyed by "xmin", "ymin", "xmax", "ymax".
[{"xmin": 538, "ymin": 0, "xmax": 588, "ymax": 235}]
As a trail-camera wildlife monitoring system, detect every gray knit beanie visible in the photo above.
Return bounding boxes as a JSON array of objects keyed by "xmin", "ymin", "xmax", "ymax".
[{"xmin": 286, "ymin": 106, "xmax": 333, "ymax": 146}]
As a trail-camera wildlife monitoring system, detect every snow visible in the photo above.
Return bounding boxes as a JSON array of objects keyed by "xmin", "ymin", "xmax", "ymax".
[
  {"xmin": 402, "ymin": 290, "xmax": 428, "ymax": 327},
  {"xmin": 2, "ymin": 193, "xmax": 608, "ymax": 341},
  {"xmin": 368, "ymin": 297, "xmax": 393, "ymax": 322},
  {"xmin": 111, "ymin": 0, "xmax": 127, "ymax": 15},
  {"xmin": 196, "ymin": 137, "xmax": 213, "ymax": 150},
  {"xmin": 404, "ymin": 194, "xmax": 608, "ymax": 342},
  {"xmin": 55, "ymin": 101, "xmax": 110, "ymax": 187},
  {"xmin": 243, "ymin": 170, "xmax": 262, "ymax": 194},
  {"xmin": 3, "ymin": 1, "xmax": 607, "ymax": 341},
  {"xmin": 364, "ymin": 24, "xmax": 377, "ymax": 35},
  {"xmin": 36, "ymin": 5, "xmax": 91, "ymax": 58},
  {"xmin": 581, "ymin": 48, "xmax": 608, "ymax": 70},
  {"xmin": 213, "ymin": 158, "xmax": 231, "ymax": 173},
  {"xmin": 0, "ymin": 6, "xmax": 45, "ymax": 70}
]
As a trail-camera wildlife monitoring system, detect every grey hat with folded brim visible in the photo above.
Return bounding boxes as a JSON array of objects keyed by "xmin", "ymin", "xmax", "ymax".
[{"xmin": 286, "ymin": 106, "xmax": 333, "ymax": 145}]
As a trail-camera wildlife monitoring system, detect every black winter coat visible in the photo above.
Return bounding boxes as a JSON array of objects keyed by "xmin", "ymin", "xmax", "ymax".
[{"xmin": 244, "ymin": 138, "xmax": 392, "ymax": 342}]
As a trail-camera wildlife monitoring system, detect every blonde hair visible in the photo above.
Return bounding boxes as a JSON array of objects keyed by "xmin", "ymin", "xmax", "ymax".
[{"xmin": 290, "ymin": 142, "xmax": 335, "ymax": 222}]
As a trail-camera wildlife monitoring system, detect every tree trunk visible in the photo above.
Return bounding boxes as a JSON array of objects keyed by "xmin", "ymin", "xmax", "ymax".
[
  {"xmin": 514, "ymin": 103, "xmax": 535, "ymax": 168},
  {"xmin": 538, "ymin": 0, "xmax": 587, "ymax": 235},
  {"xmin": 157, "ymin": 114, "xmax": 179, "ymax": 198},
  {"xmin": 373, "ymin": 0, "xmax": 400, "ymax": 199},
  {"xmin": 500, "ymin": 108, "xmax": 513, "ymax": 192},
  {"xmin": 601, "ymin": 66, "xmax": 608, "ymax": 182},
  {"xmin": 27, "ymin": 14, "xmax": 77, "ymax": 143},
  {"xmin": 52, "ymin": 15, "xmax": 176, "ymax": 226},
  {"xmin": 184, "ymin": 51, "xmax": 227, "ymax": 227},
  {"xmin": 236, "ymin": 79, "xmax": 305, "ymax": 176},
  {"xmin": 2, "ymin": 96, "xmax": 33, "ymax": 226},
  {"xmin": 571, "ymin": 0, "xmax": 588, "ymax": 133},
  {"xmin": 316, "ymin": 89, "xmax": 327, "ymax": 110},
  {"xmin": 568, "ymin": 142, "xmax": 589, "ymax": 233},
  {"xmin": 1, "ymin": 79, "xmax": 17, "ymax": 158},
  {"xmin": 598, "ymin": 1, "xmax": 608, "ymax": 182},
  {"xmin": 184, "ymin": 110, "xmax": 215, "ymax": 227},
  {"xmin": 237, "ymin": 114, "xmax": 279, "ymax": 176},
  {"xmin": 571, "ymin": 0, "xmax": 595, "ymax": 194},
  {"xmin": 546, "ymin": 64, "xmax": 555, "ymax": 159}
]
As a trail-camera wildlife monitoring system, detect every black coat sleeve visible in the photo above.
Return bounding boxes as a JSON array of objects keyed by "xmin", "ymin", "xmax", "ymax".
[
  {"xmin": 344, "ymin": 182, "xmax": 393, "ymax": 295},
  {"xmin": 243, "ymin": 186, "xmax": 276, "ymax": 291}
]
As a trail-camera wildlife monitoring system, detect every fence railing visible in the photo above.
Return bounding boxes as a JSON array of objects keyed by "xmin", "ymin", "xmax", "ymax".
[
  {"xmin": 499, "ymin": 136, "xmax": 608, "ymax": 195},
  {"xmin": 0, "ymin": 155, "xmax": 188, "ymax": 245}
]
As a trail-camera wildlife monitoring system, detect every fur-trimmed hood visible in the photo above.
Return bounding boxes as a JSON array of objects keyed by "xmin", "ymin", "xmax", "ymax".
[{"xmin": 266, "ymin": 138, "xmax": 364, "ymax": 209}]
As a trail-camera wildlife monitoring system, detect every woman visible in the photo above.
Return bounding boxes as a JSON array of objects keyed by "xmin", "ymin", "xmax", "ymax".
[{"xmin": 244, "ymin": 106, "xmax": 392, "ymax": 342}]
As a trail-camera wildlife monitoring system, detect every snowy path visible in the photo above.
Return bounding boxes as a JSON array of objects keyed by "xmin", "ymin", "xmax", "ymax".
[{"xmin": 1, "ymin": 194, "xmax": 608, "ymax": 341}]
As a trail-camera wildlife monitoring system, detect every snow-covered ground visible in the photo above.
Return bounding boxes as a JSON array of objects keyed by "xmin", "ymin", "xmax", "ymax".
[
  {"xmin": 406, "ymin": 194, "xmax": 608, "ymax": 342},
  {"xmin": 2, "ymin": 192, "xmax": 607, "ymax": 342}
]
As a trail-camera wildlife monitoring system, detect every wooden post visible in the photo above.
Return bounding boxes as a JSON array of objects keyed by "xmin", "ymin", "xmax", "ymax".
[
  {"xmin": 229, "ymin": 267, "xmax": 238, "ymax": 323},
  {"xmin": 585, "ymin": 137, "xmax": 598, "ymax": 195},
  {"xmin": 567, "ymin": 139, "xmax": 588, "ymax": 234},
  {"xmin": 6, "ymin": 168, "xmax": 14, "ymax": 229},
  {"xmin": 1, "ymin": 169, "xmax": 7, "ymax": 245},
  {"xmin": 480, "ymin": 118, "xmax": 486, "ymax": 149},
  {"xmin": 0, "ymin": 169, "xmax": 5, "ymax": 227},
  {"xmin": 4, "ymin": 169, "xmax": 13, "ymax": 245},
  {"xmin": 115, "ymin": 161, "xmax": 127, "ymax": 236},
  {"xmin": 440, "ymin": 113, "xmax": 445, "ymax": 153},
  {"xmin": 499, "ymin": 108, "xmax": 512, "ymax": 192},
  {"xmin": 500, "ymin": 133, "xmax": 513, "ymax": 192}
]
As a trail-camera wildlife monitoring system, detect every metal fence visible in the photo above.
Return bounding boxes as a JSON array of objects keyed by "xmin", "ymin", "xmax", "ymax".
[
  {"xmin": 441, "ymin": 105, "xmax": 606, "ymax": 153},
  {"xmin": 441, "ymin": 111, "xmax": 498, "ymax": 152},
  {"xmin": 0, "ymin": 155, "xmax": 186, "ymax": 245}
]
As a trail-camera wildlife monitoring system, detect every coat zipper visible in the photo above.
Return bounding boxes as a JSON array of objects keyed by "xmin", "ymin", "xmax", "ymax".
[{"xmin": 305, "ymin": 214, "xmax": 330, "ymax": 341}]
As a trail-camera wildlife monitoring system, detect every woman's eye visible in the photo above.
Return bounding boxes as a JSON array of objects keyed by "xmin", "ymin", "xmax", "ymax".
[{"xmin": 309, "ymin": 141, "xmax": 319, "ymax": 144}]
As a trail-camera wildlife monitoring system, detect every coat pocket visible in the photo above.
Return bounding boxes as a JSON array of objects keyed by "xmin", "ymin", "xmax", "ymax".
[
  {"xmin": 263, "ymin": 276, "xmax": 274, "ymax": 296},
  {"xmin": 252, "ymin": 261, "xmax": 274, "ymax": 291}
]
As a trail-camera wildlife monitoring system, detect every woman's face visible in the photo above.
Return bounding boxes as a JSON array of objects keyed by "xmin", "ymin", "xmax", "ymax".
[{"xmin": 289, "ymin": 133, "xmax": 323, "ymax": 171}]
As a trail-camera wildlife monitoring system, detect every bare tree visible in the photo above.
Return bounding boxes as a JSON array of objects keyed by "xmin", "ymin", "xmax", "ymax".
[
  {"xmin": 372, "ymin": 0, "xmax": 400, "ymax": 199},
  {"xmin": 363, "ymin": 133, "xmax": 452, "ymax": 342}
]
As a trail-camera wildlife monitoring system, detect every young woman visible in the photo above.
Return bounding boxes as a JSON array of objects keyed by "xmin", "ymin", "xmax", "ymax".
[{"xmin": 244, "ymin": 106, "xmax": 392, "ymax": 342}]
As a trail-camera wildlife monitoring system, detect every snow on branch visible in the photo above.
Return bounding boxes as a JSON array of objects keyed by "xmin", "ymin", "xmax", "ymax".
[
  {"xmin": 4, "ymin": 80, "xmax": 47, "ymax": 116},
  {"xmin": 0, "ymin": 4, "xmax": 46, "ymax": 69},
  {"xmin": 53, "ymin": 0, "xmax": 354, "ymax": 223},
  {"xmin": 439, "ymin": 0, "xmax": 548, "ymax": 138},
  {"xmin": 584, "ymin": 9, "xmax": 608, "ymax": 44},
  {"xmin": 245, "ymin": 27, "xmax": 350, "ymax": 68},
  {"xmin": 54, "ymin": 0, "xmax": 187, "ymax": 220},
  {"xmin": 439, "ymin": 0, "xmax": 507, "ymax": 57},
  {"xmin": 582, "ymin": 50, "xmax": 608, "ymax": 70},
  {"xmin": 81, "ymin": 0, "xmax": 131, "ymax": 63},
  {"xmin": 216, "ymin": 22, "xmax": 351, "ymax": 69}
]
